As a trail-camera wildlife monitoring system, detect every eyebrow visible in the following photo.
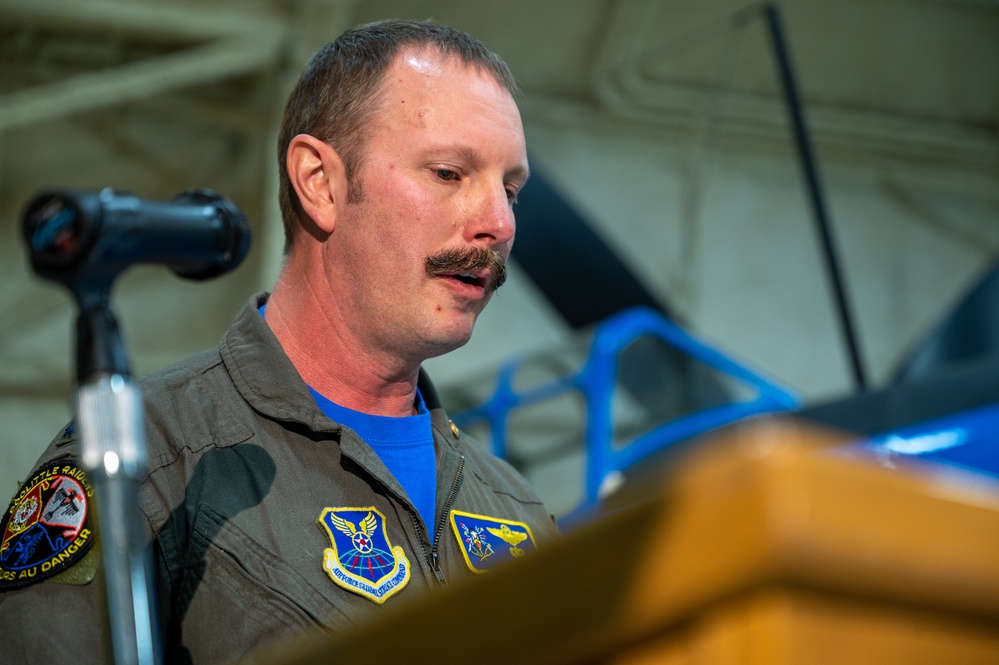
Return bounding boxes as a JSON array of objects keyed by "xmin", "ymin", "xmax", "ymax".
[
  {"xmin": 508, "ymin": 163, "xmax": 531, "ymax": 187},
  {"xmin": 442, "ymin": 145, "xmax": 531, "ymax": 185}
]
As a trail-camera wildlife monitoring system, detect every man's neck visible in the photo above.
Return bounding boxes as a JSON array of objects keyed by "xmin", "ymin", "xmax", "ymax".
[{"xmin": 265, "ymin": 278, "xmax": 421, "ymax": 418}]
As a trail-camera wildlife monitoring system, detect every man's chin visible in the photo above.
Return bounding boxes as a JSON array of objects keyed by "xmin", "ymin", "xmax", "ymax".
[
  {"xmin": 418, "ymin": 318, "xmax": 476, "ymax": 360},
  {"xmin": 423, "ymin": 331, "xmax": 474, "ymax": 360}
]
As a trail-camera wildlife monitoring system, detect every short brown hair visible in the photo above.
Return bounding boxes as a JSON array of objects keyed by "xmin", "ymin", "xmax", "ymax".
[{"xmin": 276, "ymin": 19, "xmax": 517, "ymax": 251}]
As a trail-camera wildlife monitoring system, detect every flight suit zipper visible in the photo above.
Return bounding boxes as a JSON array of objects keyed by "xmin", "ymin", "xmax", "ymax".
[{"xmin": 418, "ymin": 455, "xmax": 464, "ymax": 585}]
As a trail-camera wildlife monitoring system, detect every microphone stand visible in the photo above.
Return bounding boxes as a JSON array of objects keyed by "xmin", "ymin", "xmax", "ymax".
[
  {"xmin": 21, "ymin": 186, "xmax": 249, "ymax": 665},
  {"xmin": 74, "ymin": 287, "xmax": 162, "ymax": 665}
]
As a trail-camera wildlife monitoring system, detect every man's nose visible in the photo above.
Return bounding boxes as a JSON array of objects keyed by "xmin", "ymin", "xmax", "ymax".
[{"xmin": 466, "ymin": 185, "xmax": 516, "ymax": 248}]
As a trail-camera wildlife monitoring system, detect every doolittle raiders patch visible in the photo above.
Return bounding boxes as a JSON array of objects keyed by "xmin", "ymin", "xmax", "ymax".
[{"xmin": 0, "ymin": 462, "xmax": 94, "ymax": 590}]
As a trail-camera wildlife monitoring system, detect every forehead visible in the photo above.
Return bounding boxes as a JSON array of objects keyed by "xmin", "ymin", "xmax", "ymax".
[
  {"xmin": 371, "ymin": 48, "xmax": 523, "ymax": 138},
  {"xmin": 357, "ymin": 49, "xmax": 528, "ymax": 181},
  {"xmin": 381, "ymin": 46, "xmax": 509, "ymax": 96}
]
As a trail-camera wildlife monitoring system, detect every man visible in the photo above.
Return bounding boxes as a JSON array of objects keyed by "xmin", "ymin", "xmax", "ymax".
[{"xmin": 0, "ymin": 19, "xmax": 556, "ymax": 664}]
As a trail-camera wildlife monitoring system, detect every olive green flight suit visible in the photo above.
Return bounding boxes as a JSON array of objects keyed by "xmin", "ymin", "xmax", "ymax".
[{"xmin": 0, "ymin": 293, "xmax": 557, "ymax": 663}]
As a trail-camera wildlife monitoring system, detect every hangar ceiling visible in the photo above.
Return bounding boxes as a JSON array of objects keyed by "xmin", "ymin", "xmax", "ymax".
[
  {"xmin": 4, "ymin": 0, "xmax": 996, "ymax": 189},
  {"xmin": 1, "ymin": 0, "xmax": 997, "ymax": 484}
]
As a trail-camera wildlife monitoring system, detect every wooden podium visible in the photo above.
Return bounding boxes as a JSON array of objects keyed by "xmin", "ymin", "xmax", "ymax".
[{"xmin": 253, "ymin": 420, "xmax": 999, "ymax": 664}]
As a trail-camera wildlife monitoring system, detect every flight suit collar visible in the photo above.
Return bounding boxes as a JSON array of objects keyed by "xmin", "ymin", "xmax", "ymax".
[
  {"xmin": 220, "ymin": 293, "xmax": 340, "ymax": 433},
  {"xmin": 218, "ymin": 293, "xmax": 467, "ymax": 509},
  {"xmin": 221, "ymin": 293, "xmax": 462, "ymax": 441}
]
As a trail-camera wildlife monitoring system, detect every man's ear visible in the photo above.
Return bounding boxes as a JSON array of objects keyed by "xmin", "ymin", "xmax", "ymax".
[{"xmin": 286, "ymin": 134, "xmax": 347, "ymax": 234}]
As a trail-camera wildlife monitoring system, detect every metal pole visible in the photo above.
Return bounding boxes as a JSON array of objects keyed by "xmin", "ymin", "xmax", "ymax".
[
  {"xmin": 76, "ymin": 305, "xmax": 162, "ymax": 665},
  {"xmin": 764, "ymin": 4, "xmax": 868, "ymax": 391}
]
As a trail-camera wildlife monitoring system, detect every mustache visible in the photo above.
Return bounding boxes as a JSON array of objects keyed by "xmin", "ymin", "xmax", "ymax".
[{"xmin": 425, "ymin": 247, "xmax": 507, "ymax": 292}]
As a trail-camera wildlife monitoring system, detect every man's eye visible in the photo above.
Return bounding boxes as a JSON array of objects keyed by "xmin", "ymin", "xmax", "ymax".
[
  {"xmin": 435, "ymin": 169, "xmax": 459, "ymax": 181},
  {"xmin": 506, "ymin": 188, "xmax": 519, "ymax": 204}
]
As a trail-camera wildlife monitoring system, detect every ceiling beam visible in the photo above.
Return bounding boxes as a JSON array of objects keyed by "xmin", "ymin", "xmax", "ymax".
[{"xmin": 0, "ymin": 0, "xmax": 286, "ymax": 132}]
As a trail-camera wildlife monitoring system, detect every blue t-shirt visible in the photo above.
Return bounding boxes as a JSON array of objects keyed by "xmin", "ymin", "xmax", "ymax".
[
  {"xmin": 308, "ymin": 388, "xmax": 438, "ymax": 543},
  {"xmin": 257, "ymin": 304, "xmax": 437, "ymax": 541}
]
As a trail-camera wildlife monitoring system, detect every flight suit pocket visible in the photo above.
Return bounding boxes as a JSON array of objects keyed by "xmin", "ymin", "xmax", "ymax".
[{"xmin": 173, "ymin": 504, "xmax": 345, "ymax": 662}]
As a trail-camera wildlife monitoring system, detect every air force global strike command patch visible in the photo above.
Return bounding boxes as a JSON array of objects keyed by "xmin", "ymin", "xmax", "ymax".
[
  {"xmin": 1, "ymin": 462, "xmax": 94, "ymax": 590},
  {"xmin": 317, "ymin": 507, "xmax": 410, "ymax": 604},
  {"xmin": 450, "ymin": 510, "xmax": 537, "ymax": 574}
]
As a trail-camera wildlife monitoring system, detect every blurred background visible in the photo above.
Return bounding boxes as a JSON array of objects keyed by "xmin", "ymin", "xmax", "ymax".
[{"xmin": 2, "ymin": 0, "xmax": 998, "ymax": 518}]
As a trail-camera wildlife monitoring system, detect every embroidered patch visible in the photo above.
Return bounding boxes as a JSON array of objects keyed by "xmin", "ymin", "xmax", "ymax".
[
  {"xmin": 449, "ymin": 510, "xmax": 537, "ymax": 574},
  {"xmin": 317, "ymin": 507, "xmax": 410, "ymax": 604},
  {"xmin": 1, "ymin": 462, "xmax": 94, "ymax": 590}
]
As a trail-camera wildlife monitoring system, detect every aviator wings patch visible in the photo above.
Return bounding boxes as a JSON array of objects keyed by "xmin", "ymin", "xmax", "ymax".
[{"xmin": 449, "ymin": 510, "xmax": 537, "ymax": 574}]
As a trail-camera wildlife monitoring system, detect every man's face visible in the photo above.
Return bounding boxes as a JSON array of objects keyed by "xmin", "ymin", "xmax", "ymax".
[{"xmin": 327, "ymin": 49, "xmax": 529, "ymax": 364}]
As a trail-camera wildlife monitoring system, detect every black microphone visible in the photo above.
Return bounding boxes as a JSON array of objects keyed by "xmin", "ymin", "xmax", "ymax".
[{"xmin": 22, "ymin": 188, "xmax": 251, "ymax": 283}]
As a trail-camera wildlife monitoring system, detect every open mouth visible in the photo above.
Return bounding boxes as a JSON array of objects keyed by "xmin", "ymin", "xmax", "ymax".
[
  {"xmin": 449, "ymin": 271, "xmax": 485, "ymax": 288},
  {"xmin": 426, "ymin": 247, "xmax": 506, "ymax": 293}
]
